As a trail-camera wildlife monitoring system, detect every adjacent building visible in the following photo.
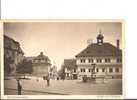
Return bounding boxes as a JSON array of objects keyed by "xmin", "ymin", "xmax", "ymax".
[
  {"xmin": 26, "ymin": 52, "xmax": 52, "ymax": 77},
  {"xmin": 64, "ymin": 59, "xmax": 78, "ymax": 79},
  {"xmin": 49, "ymin": 65, "xmax": 58, "ymax": 79},
  {"xmin": 4, "ymin": 35, "xmax": 24, "ymax": 75},
  {"xmin": 75, "ymin": 33, "xmax": 122, "ymax": 80}
]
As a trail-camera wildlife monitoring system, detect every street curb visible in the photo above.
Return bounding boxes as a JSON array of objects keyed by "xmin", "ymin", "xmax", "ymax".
[{"xmin": 5, "ymin": 88, "xmax": 69, "ymax": 95}]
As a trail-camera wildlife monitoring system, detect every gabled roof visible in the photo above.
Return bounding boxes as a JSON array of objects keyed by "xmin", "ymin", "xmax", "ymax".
[
  {"xmin": 64, "ymin": 59, "xmax": 77, "ymax": 69},
  {"xmin": 75, "ymin": 43, "xmax": 122, "ymax": 57}
]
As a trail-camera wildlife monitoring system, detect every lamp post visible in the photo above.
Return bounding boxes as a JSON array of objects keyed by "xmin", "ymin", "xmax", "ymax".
[
  {"xmin": 105, "ymin": 67, "xmax": 108, "ymax": 83},
  {"xmin": 91, "ymin": 63, "xmax": 96, "ymax": 82}
]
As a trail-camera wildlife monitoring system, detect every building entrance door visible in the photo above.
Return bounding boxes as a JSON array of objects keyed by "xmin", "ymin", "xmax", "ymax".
[{"xmin": 73, "ymin": 74, "xmax": 77, "ymax": 79}]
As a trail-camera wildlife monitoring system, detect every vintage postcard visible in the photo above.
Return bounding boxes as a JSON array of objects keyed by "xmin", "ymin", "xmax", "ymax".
[{"xmin": 0, "ymin": 19, "xmax": 125, "ymax": 99}]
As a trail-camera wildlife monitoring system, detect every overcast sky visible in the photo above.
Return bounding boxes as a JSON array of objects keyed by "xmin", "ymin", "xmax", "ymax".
[{"xmin": 4, "ymin": 22, "xmax": 122, "ymax": 70}]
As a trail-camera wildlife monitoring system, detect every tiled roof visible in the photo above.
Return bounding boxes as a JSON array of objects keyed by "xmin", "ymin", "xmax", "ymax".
[
  {"xmin": 64, "ymin": 59, "xmax": 77, "ymax": 69},
  {"xmin": 75, "ymin": 43, "xmax": 122, "ymax": 57}
]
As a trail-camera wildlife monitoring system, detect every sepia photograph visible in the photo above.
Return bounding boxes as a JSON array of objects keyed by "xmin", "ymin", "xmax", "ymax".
[{"xmin": 1, "ymin": 20, "xmax": 124, "ymax": 99}]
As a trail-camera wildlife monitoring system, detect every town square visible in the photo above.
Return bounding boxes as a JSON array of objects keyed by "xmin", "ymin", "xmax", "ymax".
[
  {"xmin": 5, "ymin": 78, "xmax": 122, "ymax": 95},
  {"xmin": 3, "ymin": 21, "xmax": 123, "ymax": 95}
]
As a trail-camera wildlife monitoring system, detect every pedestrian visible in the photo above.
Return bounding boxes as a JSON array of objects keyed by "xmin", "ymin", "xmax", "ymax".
[
  {"xmin": 46, "ymin": 74, "xmax": 50, "ymax": 86},
  {"xmin": 62, "ymin": 75, "xmax": 65, "ymax": 81},
  {"xmin": 17, "ymin": 79, "xmax": 22, "ymax": 95},
  {"xmin": 57, "ymin": 77, "xmax": 59, "ymax": 80}
]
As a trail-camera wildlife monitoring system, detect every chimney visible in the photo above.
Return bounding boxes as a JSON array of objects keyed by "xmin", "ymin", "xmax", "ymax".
[{"xmin": 117, "ymin": 40, "xmax": 120, "ymax": 49}]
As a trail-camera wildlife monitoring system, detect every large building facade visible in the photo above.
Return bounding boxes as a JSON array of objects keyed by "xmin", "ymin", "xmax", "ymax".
[
  {"xmin": 75, "ymin": 33, "xmax": 122, "ymax": 80},
  {"xmin": 4, "ymin": 35, "xmax": 24, "ymax": 76}
]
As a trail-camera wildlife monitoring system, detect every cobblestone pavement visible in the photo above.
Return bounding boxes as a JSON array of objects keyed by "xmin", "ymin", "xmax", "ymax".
[
  {"xmin": 4, "ymin": 78, "xmax": 122, "ymax": 95},
  {"xmin": 4, "ymin": 88, "xmax": 63, "ymax": 95}
]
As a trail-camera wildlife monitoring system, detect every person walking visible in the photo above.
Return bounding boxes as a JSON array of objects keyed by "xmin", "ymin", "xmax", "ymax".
[
  {"xmin": 46, "ymin": 74, "xmax": 50, "ymax": 86},
  {"xmin": 57, "ymin": 77, "xmax": 59, "ymax": 80},
  {"xmin": 17, "ymin": 79, "xmax": 22, "ymax": 95}
]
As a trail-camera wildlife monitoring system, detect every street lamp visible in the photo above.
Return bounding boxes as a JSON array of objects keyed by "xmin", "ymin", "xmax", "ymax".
[{"xmin": 91, "ymin": 63, "xmax": 96, "ymax": 81}]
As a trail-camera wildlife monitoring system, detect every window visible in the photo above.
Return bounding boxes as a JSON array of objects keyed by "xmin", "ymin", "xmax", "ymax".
[
  {"xmin": 67, "ymin": 73, "xmax": 69, "ymax": 77},
  {"xmin": 88, "ymin": 69, "xmax": 91, "ymax": 72},
  {"xmin": 88, "ymin": 59, "xmax": 94, "ymax": 63},
  {"xmin": 96, "ymin": 58, "xmax": 102, "ymax": 63},
  {"xmin": 102, "ymin": 68, "xmax": 105, "ymax": 72},
  {"xmin": 115, "ymin": 68, "xmax": 119, "ymax": 72},
  {"xmin": 117, "ymin": 58, "xmax": 122, "ymax": 63},
  {"xmin": 74, "ymin": 69, "xmax": 76, "ymax": 72},
  {"xmin": 81, "ymin": 68, "xmax": 85, "ymax": 72},
  {"xmin": 80, "ymin": 59, "xmax": 85, "ymax": 63},
  {"xmin": 80, "ymin": 69, "xmax": 82, "ymax": 72},
  {"xmin": 105, "ymin": 58, "xmax": 111, "ymax": 63},
  {"xmin": 96, "ymin": 68, "xmax": 99, "ymax": 72},
  {"xmin": 109, "ymin": 68, "xmax": 113, "ymax": 73},
  {"xmin": 91, "ymin": 69, "xmax": 94, "ymax": 72}
]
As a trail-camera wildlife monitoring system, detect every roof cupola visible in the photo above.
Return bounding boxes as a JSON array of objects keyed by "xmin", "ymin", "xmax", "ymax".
[{"xmin": 97, "ymin": 29, "xmax": 104, "ymax": 45}]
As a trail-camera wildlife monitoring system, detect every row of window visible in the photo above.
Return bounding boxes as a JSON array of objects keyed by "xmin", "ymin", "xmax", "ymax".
[
  {"xmin": 80, "ymin": 58, "xmax": 122, "ymax": 63},
  {"xmin": 80, "ymin": 68, "xmax": 120, "ymax": 73}
]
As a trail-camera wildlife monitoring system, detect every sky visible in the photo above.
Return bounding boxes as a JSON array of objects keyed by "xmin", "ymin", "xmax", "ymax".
[{"xmin": 4, "ymin": 22, "xmax": 122, "ymax": 70}]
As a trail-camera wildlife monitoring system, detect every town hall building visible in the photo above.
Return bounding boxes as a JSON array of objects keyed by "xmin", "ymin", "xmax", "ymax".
[{"xmin": 75, "ymin": 32, "xmax": 122, "ymax": 80}]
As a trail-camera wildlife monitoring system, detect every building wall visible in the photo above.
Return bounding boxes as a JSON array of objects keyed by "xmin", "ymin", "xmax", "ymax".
[
  {"xmin": 76, "ymin": 57, "xmax": 122, "ymax": 79},
  {"xmin": 26, "ymin": 52, "xmax": 52, "ymax": 77},
  {"xmin": 32, "ymin": 64, "xmax": 50, "ymax": 77},
  {"xmin": 65, "ymin": 68, "xmax": 78, "ymax": 79},
  {"xmin": 32, "ymin": 59, "xmax": 51, "ymax": 77},
  {"xmin": 4, "ymin": 50, "xmax": 22, "ymax": 75},
  {"xmin": 65, "ymin": 68, "xmax": 72, "ymax": 79},
  {"xmin": 4, "ymin": 36, "xmax": 24, "ymax": 75}
]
